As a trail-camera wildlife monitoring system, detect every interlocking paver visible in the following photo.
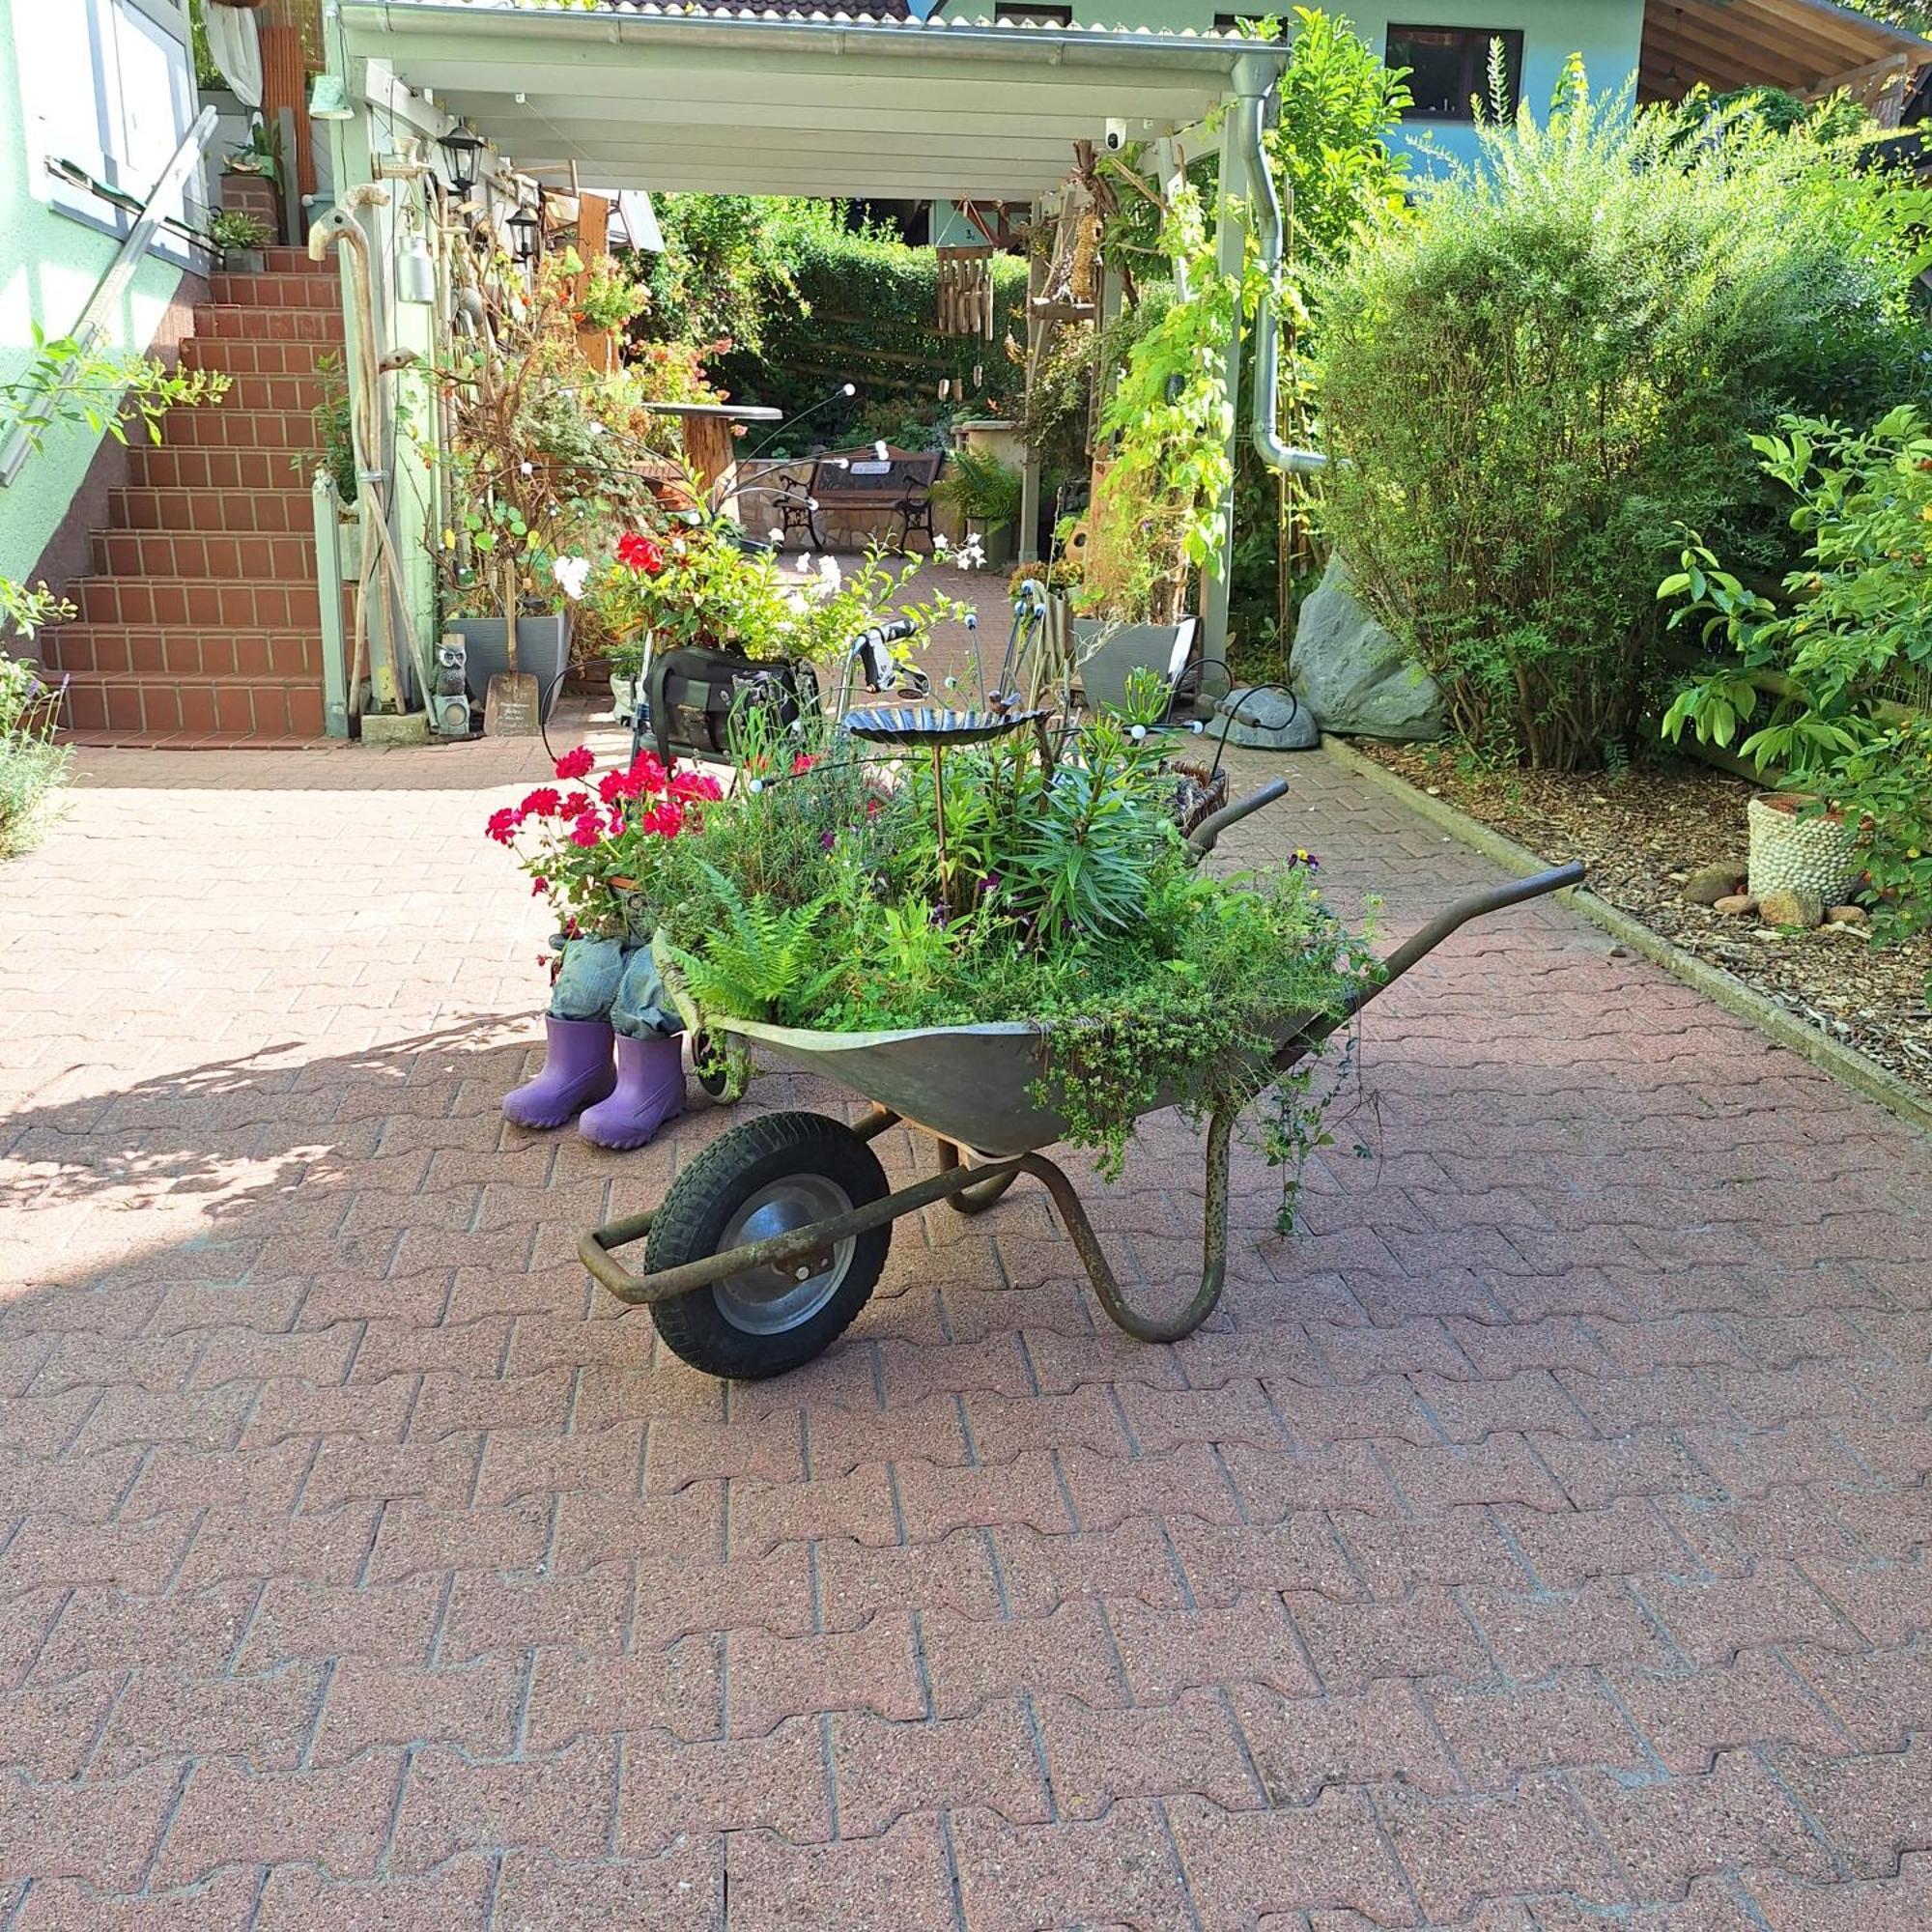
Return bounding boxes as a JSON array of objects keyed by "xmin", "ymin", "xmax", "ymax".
[{"xmin": 3, "ymin": 672, "xmax": 1929, "ymax": 1924}]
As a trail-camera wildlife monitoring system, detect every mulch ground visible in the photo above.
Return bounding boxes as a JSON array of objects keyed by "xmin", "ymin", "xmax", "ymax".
[{"xmin": 1359, "ymin": 743, "xmax": 1932, "ymax": 1100}]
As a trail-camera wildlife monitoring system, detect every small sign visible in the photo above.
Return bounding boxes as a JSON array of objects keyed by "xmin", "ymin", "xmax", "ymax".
[{"xmin": 849, "ymin": 459, "xmax": 893, "ymax": 475}]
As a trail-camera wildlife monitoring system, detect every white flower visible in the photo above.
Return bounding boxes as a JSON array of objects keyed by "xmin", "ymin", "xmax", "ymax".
[
  {"xmin": 872, "ymin": 440, "xmax": 890, "ymax": 462},
  {"xmin": 795, "ymin": 552, "xmax": 814, "ymax": 575},
  {"xmin": 817, "ymin": 554, "xmax": 841, "ymax": 588},
  {"xmin": 933, "ymin": 532, "xmax": 950, "ymax": 553},
  {"xmin": 552, "ymin": 554, "xmax": 590, "ymax": 601},
  {"xmin": 786, "ymin": 590, "xmax": 809, "ymax": 613}
]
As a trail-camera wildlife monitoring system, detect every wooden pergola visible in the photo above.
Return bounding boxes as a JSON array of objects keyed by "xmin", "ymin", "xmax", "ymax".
[{"xmin": 1640, "ymin": 0, "xmax": 1932, "ymax": 123}]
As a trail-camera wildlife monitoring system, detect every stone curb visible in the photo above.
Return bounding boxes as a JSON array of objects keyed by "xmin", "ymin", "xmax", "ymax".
[{"xmin": 1320, "ymin": 732, "xmax": 1932, "ymax": 1140}]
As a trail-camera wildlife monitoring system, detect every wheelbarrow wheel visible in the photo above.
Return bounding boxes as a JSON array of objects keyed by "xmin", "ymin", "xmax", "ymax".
[
  {"xmin": 688, "ymin": 1029, "xmax": 749, "ymax": 1105},
  {"xmin": 646, "ymin": 1110, "xmax": 891, "ymax": 1379}
]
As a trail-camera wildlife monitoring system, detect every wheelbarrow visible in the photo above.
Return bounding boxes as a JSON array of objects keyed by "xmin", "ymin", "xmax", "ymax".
[{"xmin": 579, "ymin": 782, "xmax": 1585, "ymax": 1378}]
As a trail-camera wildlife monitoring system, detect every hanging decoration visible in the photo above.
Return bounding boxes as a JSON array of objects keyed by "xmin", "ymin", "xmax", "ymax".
[{"xmin": 936, "ymin": 244, "xmax": 996, "ymax": 341}]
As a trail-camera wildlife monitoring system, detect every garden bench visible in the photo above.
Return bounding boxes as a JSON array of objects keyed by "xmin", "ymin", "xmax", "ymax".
[{"xmin": 771, "ymin": 446, "xmax": 945, "ymax": 554}]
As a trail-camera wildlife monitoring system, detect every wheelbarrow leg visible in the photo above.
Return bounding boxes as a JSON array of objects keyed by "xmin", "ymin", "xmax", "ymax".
[
  {"xmin": 935, "ymin": 1138, "xmax": 1023, "ymax": 1216},
  {"xmin": 1016, "ymin": 1107, "xmax": 1232, "ymax": 1344}
]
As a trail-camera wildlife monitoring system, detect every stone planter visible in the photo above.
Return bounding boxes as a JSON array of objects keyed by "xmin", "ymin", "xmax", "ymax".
[
  {"xmin": 1071, "ymin": 615, "xmax": 1196, "ymax": 717},
  {"xmin": 1747, "ymin": 792, "xmax": 1861, "ymax": 905},
  {"xmin": 448, "ymin": 613, "xmax": 572, "ymax": 722},
  {"xmin": 221, "ymin": 247, "xmax": 266, "ymax": 273}
]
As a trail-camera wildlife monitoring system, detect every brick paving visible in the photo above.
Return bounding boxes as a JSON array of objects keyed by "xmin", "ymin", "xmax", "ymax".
[{"xmin": 2, "ymin": 639, "xmax": 1930, "ymax": 1926}]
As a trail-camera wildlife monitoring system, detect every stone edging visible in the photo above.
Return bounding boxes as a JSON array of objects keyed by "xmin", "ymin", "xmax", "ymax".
[{"xmin": 1320, "ymin": 733, "xmax": 1932, "ymax": 1139}]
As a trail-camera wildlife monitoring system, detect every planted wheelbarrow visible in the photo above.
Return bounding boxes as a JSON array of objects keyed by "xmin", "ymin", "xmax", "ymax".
[{"xmin": 580, "ymin": 783, "xmax": 1585, "ymax": 1378}]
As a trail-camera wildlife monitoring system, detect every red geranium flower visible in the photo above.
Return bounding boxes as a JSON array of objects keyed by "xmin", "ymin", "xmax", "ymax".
[
  {"xmin": 670, "ymin": 769, "xmax": 724, "ymax": 804},
  {"xmin": 617, "ymin": 532, "xmax": 666, "ymax": 576},
  {"xmin": 791, "ymin": 753, "xmax": 816, "ymax": 776},
  {"xmin": 629, "ymin": 750, "xmax": 667, "ymax": 795},
  {"xmin": 520, "ymin": 785, "xmax": 562, "ymax": 817},
  {"xmin": 486, "ymin": 807, "xmax": 521, "ymax": 845},
  {"xmin": 557, "ymin": 791, "xmax": 593, "ymax": 817},
  {"xmin": 554, "ymin": 746, "xmax": 595, "ymax": 781},
  {"xmin": 568, "ymin": 811, "xmax": 604, "ymax": 848},
  {"xmin": 640, "ymin": 800, "xmax": 685, "ymax": 838}
]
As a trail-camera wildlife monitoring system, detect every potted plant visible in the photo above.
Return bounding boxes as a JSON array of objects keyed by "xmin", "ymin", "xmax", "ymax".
[
  {"xmin": 1071, "ymin": 188, "xmax": 1236, "ymax": 717},
  {"xmin": 1662, "ymin": 405, "xmax": 1932, "ymax": 939},
  {"xmin": 934, "ymin": 445, "xmax": 1022, "ymax": 574},
  {"xmin": 573, "ymin": 254, "xmax": 649, "ymax": 376},
  {"xmin": 212, "ymin": 210, "xmax": 270, "ymax": 273}
]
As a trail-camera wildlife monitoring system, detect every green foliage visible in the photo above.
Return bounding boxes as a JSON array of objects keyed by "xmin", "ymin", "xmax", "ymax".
[
  {"xmin": 1083, "ymin": 187, "xmax": 1237, "ymax": 625},
  {"xmin": 3, "ymin": 327, "xmax": 229, "ymax": 458},
  {"xmin": 665, "ymin": 863, "xmax": 839, "ymax": 1021},
  {"xmin": 709, "ymin": 223, "xmax": 1028, "ymax": 449},
  {"xmin": 0, "ymin": 653, "xmax": 71, "ymax": 861},
  {"xmin": 307, "ymin": 353, "xmax": 356, "ymax": 505},
  {"xmin": 1661, "ymin": 406, "xmax": 1932, "ymax": 956},
  {"xmin": 1317, "ymin": 60, "xmax": 1932, "ymax": 769},
  {"xmin": 933, "ymin": 446, "xmax": 1023, "ymax": 530},
  {"xmin": 211, "ymin": 211, "xmax": 270, "ymax": 252}
]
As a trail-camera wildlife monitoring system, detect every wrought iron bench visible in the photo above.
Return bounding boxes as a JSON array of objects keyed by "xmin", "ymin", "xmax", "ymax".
[{"xmin": 772, "ymin": 446, "xmax": 945, "ymax": 554}]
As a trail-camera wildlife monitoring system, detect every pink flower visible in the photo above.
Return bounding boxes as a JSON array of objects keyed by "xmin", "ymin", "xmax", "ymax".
[
  {"xmin": 640, "ymin": 800, "xmax": 684, "ymax": 838},
  {"xmin": 791, "ymin": 753, "xmax": 816, "ymax": 776},
  {"xmin": 554, "ymin": 746, "xmax": 595, "ymax": 781},
  {"xmin": 670, "ymin": 768, "xmax": 723, "ymax": 804},
  {"xmin": 486, "ymin": 807, "xmax": 521, "ymax": 845},
  {"xmin": 520, "ymin": 785, "xmax": 562, "ymax": 817},
  {"xmin": 598, "ymin": 768, "xmax": 630, "ymax": 806},
  {"xmin": 630, "ymin": 750, "xmax": 668, "ymax": 795},
  {"xmin": 557, "ymin": 791, "xmax": 592, "ymax": 817},
  {"xmin": 568, "ymin": 812, "xmax": 604, "ymax": 847}
]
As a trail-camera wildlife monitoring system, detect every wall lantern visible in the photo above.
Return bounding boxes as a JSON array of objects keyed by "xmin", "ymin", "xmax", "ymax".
[
  {"xmin": 439, "ymin": 129, "xmax": 485, "ymax": 194},
  {"xmin": 508, "ymin": 205, "xmax": 541, "ymax": 264}
]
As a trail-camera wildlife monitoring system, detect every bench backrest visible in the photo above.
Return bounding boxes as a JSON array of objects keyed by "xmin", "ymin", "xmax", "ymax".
[{"xmin": 810, "ymin": 446, "xmax": 944, "ymax": 502}]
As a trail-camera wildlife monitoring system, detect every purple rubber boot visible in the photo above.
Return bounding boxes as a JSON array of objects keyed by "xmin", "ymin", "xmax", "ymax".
[
  {"xmin": 501, "ymin": 1016, "xmax": 618, "ymax": 1129},
  {"xmin": 577, "ymin": 1032, "xmax": 686, "ymax": 1151}
]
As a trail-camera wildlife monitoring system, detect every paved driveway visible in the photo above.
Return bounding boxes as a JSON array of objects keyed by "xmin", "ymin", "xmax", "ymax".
[{"xmin": 1, "ymin": 701, "xmax": 1928, "ymax": 1929}]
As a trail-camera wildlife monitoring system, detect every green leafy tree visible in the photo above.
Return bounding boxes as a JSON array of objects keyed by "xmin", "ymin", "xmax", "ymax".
[{"xmin": 1316, "ymin": 59, "xmax": 1932, "ymax": 768}]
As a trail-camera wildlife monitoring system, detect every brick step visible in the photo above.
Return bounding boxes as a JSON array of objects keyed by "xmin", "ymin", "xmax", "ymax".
[
  {"xmin": 60, "ymin": 673, "xmax": 325, "ymax": 742},
  {"xmin": 108, "ymin": 488, "xmax": 310, "ymax": 535},
  {"xmin": 210, "ymin": 270, "xmax": 343, "ymax": 309},
  {"xmin": 183, "ymin": 337, "xmax": 338, "ymax": 379},
  {"xmin": 43, "ymin": 624, "xmax": 322, "ymax": 681},
  {"xmin": 193, "ymin": 305, "xmax": 345, "ymax": 344},
  {"xmin": 92, "ymin": 530, "xmax": 316, "ymax": 579},
  {"xmin": 163, "ymin": 407, "xmax": 321, "ymax": 453},
  {"xmin": 127, "ymin": 445, "xmax": 314, "ymax": 493},
  {"xmin": 212, "ymin": 374, "xmax": 334, "ymax": 412},
  {"xmin": 61, "ymin": 726, "xmax": 330, "ymax": 751},
  {"xmin": 71, "ymin": 578, "xmax": 322, "ymax": 628},
  {"xmin": 258, "ymin": 245, "xmax": 323, "ymax": 274}
]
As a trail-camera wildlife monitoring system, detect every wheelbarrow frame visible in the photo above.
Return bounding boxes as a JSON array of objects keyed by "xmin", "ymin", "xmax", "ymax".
[{"xmin": 579, "ymin": 859, "xmax": 1586, "ymax": 1347}]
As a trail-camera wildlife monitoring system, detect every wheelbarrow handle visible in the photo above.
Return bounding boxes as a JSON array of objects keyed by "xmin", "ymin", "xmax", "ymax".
[
  {"xmin": 1185, "ymin": 777, "xmax": 1289, "ymax": 863},
  {"xmin": 1356, "ymin": 861, "xmax": 1587, "ymax": 1009}
]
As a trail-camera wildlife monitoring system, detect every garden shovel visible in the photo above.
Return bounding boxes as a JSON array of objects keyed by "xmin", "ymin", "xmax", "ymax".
[{"xmin": 484, "ymin": 562, "xmax": 541, "ymax": 737}]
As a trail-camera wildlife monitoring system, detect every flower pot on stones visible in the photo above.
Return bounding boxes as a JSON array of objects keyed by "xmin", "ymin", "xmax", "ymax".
[
  {"xmin": 449, "ymin": 613, "xmax": 572, "ymax": 723},
  {"xmin": 1747, "ymin": 791, "xmax": 1861, "ymax": 905},
  {"xmin": 221, "ymin": 247, "xmax": 267, "ymax": 274}
]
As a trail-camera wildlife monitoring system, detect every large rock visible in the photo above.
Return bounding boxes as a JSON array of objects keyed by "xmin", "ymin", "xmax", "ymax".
[{"xmin": 1289, "ymin": 554, "xmax": 1446, "ymax": 741}]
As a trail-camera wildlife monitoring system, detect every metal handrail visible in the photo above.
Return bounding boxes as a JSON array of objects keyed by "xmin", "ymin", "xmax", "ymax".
[{"xmin": 0, "ymin": 104, "xmax": 221, "ymax": 490}]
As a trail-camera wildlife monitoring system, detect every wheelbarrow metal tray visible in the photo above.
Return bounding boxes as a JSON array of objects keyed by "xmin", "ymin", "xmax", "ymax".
[{"xmin": 712, "ymin": 1011, "xmax": 1320, "ymax": 1159}]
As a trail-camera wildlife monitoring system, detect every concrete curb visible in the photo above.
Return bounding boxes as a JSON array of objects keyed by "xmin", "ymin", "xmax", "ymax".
[{"xmin": 1320, "ymin": 732, "xmax": 1932, "ymax": 1140}]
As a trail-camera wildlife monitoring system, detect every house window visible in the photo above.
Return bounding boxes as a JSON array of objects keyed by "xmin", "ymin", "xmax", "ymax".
[
  {"xmin": 995, "ymin": 4, "xmax": 1073, "ymax": 22},
  {"xmin": 1385, "ymin": 25, "xmax": 1524, "ymax": 120},
  {"xmin": 13, "ymin": 0, "xmax": 200, "ymax": 257},
  {"xmin": 1213, "ymin": 14, "xmax": 1278, "ymax": 33}
]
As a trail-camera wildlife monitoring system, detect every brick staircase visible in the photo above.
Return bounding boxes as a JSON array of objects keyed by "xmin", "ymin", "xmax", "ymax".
[{"xmin": 45, "ymin": 246, "xmax": 343, "ymax": 747}]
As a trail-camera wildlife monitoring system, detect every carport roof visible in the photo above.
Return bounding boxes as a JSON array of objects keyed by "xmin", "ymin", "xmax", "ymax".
[{"xmin": 339, "ymin": 1, "xmax": 1288, "ymax": 200}]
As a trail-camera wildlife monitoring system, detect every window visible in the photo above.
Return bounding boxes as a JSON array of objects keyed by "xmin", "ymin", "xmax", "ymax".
[
  {"xmin": 995, "ymin": 4, "xmax": 1072, "ymax": 22},
  {"xmin": 1385, "ymin": 25, "xmax": 1523, "ymax": 121},
  {"xmin": 1213, "ymin": 14, "xmax": 1277, "ymax": 32},
  {"xmin": 13, "ymin": 0, "xmax": 200, "ymax": 257}
]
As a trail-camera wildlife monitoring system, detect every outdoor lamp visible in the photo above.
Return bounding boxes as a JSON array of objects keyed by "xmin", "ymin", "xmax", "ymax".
[
  {"xmin": 439, "ymin": 129, "xmax": 485, "ymax": 195},
  {"xmin": 508, "ymin": 206, "xmax": 541, "ymax": 264}
]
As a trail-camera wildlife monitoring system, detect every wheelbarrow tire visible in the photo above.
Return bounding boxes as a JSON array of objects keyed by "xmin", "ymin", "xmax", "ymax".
[{"xmin": 646, "ymin": 1110, "xmax": 891, "ymax": 1379}]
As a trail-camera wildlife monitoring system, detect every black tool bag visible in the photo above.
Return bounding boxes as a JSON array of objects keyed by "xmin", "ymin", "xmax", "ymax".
[{"xmin": 642, "ymin": 648, "xmax": 818, "ymax": 765}]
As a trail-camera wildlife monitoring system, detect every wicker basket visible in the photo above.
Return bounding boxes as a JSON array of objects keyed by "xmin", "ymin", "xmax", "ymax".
[{"xmin": 1747, "ymin": 792, "xmax": 1861, "ymax": 905}]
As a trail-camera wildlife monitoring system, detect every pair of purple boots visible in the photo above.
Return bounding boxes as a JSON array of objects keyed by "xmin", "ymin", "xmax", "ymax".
[{"xmin": 501, "ymin": 1017, "xmax": 685, "ymax": 1150}]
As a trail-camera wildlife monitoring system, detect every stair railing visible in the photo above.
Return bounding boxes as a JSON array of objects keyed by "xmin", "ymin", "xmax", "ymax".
[{"xmin": 0, "ymin": 105, "xmax": 222, "ymax": 491}]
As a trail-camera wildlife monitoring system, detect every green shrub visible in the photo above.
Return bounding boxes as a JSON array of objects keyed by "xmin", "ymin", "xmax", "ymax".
[
  {"xmin": 1316, "ymin": 60, "xmax": 1932, "ymax": 768},
  {"xmin": 0, "ymin": 653, "xmax": 71, "ymax": 859}
]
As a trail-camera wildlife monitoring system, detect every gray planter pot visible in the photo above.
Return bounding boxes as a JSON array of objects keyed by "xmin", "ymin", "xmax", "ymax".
[
  {"xmin": 221, "ymin": 247, "xmax": 267, "ymax": 273},
  {"xmin": 1071, "ymin": 615, "xmax": 1196, "ymax": 716},
  {"xmin": 449, "ymin": 613, "xmax": 571, "ymax": 721}
]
